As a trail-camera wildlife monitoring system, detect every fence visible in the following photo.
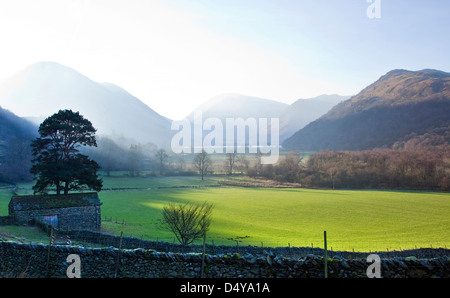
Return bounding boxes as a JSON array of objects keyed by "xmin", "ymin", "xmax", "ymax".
[
  {"xmin": 27, "ymin": 219, "xmax": 449, "ymax": 261},
  {"xmin": 99, "ymin": 216, "xmax": 450, "ymax": 254},
  {"xmin": 1, "ymin": 219, "xmax": 449, "ymax": 278},
  {"xmin": 1, "ymin": 227, "xmax": 449, "ymax": 278},
  {"xmin": 1, "ymin": 239, "xmax": 448, "ymax": 278}
]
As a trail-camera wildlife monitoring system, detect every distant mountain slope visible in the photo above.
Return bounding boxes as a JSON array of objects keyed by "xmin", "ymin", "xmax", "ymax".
[
  {"xmin": 0, "ymin": 106, "xmax": 37, "ymax": 182},
  {"xmin": 0, "ymin": 106, "xmax": 37, "ymax": 140},
  {"xmin": 0, "ymin": 62, "xmax": 172, "ymax": 147},
  {"xmin": 278, "ymin": 94, "xmax": 348, "ymax": 142},
  {"xmin": 186, "ymin": 93, "xmax": 288, "ymax": 120},
  {"xmin": 183, "ymin": 93, "xmax": 287, "ymax": 149},
  {"xmin": 185, "ymin": 93, "xmax": 345, "ymax": 143},
  {"xmin": 283, "ymin": 69, "xmax": 450, "ymax": 151}
]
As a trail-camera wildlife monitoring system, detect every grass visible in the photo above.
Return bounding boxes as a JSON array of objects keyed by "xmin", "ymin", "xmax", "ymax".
[
  {"xmin": 98, "ymin": 179, "xmax": 450, "ymax": 252},
  {"xmin": 0, "ymin": 225, "xmax": 50, "ymax": 244},
  {"xmin": 1, "ymin": 175, "xmax": 449, "ymax": 252},
  {"xmin": 0, "ymin": 188, "xmax": 13, "ymax": 214},
  {"xmin": 100, "ymin": 174, "xmax": 223, "ymax": 189}
]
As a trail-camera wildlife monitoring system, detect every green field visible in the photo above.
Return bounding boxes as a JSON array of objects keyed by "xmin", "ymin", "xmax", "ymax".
[{"xmin": 1, "ymin": 176, "xmax": 449, "ymax": 252}]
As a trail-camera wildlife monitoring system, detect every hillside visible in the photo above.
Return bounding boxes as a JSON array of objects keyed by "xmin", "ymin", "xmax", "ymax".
[
  {"xmin": 283, "ymin": 69, "xmax": 450, "ymax": 151},
  {"xmin": 185, "ymin": 93, "xmax": 345, "ymax": 144},
  {"xmin": 0, "ymin": 62, "xmax": 173, "ymax": 147},
  {"xmin": 186, "ymin": 93, "xmax": 288, "ymax": 121},
  {"xmin": 278, "ymin": 94, "xmax": 348, "ymax": 142},
  {"xmin": 0, "ymin": 106, "xmax": 37, "ymax": 182},
  {"xmin": 184, "ymin": 93, "xmax": 287, "ymax": 148},
  {"xmin": 0, "ymin": 106, "xmax": 37, "ymax": 141}
]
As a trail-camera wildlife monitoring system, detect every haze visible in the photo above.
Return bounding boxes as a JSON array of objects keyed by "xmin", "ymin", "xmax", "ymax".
[{"xmin": 0, "ymin": 0, "xmax": 449, "ymax": 120}]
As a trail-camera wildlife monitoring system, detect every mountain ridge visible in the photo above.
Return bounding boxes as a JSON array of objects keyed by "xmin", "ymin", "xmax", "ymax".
[
  {"xmin": 0, "ymin": 61, "xmax": 173, "ymax": 147},
  {"xmin": 283, "ymin": 69, "xmax": 450, "ymax": 151},
  {"xmin": 0, "ymin": 61, "xmax": 357, "ymax": 150},
  {"xmin": 278, "ymin": 94, "xmax": 349, "ymax": 142},
  {"xmin": 185, "ymin": 93, "xmax": 347, "ymax": 143},
  {"xmin": 186, "ymin": 93, "xmax": 288, "ymax": 120}
]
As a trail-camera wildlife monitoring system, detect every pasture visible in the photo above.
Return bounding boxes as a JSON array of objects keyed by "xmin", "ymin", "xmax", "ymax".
[
  {"xmin": 1, "ymin": 176, "xmax": 449, "ymax": 252},
  {"xmin": 97, "ymin": 176, "xmax": 449, "ymax": 252}
]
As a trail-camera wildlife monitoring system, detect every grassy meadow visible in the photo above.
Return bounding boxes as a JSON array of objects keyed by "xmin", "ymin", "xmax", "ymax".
[{"xmin": 1, "ymin": 175, "xmax": 449, "ymax": 252}]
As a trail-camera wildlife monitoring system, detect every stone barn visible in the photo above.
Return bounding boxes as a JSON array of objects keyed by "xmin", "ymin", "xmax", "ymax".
[{"xmin": 8, "ymin": 192, "xmax": 102, "ymax": 231}]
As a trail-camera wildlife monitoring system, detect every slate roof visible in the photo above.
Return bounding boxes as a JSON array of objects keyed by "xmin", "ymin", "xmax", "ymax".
[{"xmin": 9, "ymin": 192, "xmax": 101, "ymax": 212}]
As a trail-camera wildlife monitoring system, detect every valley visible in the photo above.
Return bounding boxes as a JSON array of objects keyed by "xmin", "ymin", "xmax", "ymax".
[
  {"xmin": 1, "ymin": 0, "xmax": 449, "ymax": 283},
  {"xmin": 0, "ymin": 63, "xmax": 449, "ymax": 256},
  {"xmin": 1, "ymin": 174, "xmax": 448, "ymax": 252}
]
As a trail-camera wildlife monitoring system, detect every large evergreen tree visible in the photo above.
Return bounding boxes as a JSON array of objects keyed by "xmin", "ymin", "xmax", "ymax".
[{"xmin": 30, "ymin": 110, "xmax": 102, "ymax": 195}]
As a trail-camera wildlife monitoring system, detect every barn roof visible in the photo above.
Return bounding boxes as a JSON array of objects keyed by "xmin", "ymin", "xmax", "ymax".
[{"xmin": 9, "ymin": 192, "xmax": 101, "ymax": 212}]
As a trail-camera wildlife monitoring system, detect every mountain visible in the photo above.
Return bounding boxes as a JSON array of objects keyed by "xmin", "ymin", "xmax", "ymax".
[
  {"xmin": 278, "ymin": 94, "xmax": 349, "ymax": 142},
  {"xmin": 283, "ymin": 69, "xmax": 450, "ymax": 151},
  {"xmin": 0, "ymin": 62, "xmax": 172, "ymax": 147},
  {"xmin": 182, "ymin": 93, "xmax": 288, "ymax": 150},
  {"xmin": 186, "ymin": 93, "xmax": 288, "ymax": 120},
  {"xmin": 185, "ymin": 93, "xmax": 346, "ymax": 143}
]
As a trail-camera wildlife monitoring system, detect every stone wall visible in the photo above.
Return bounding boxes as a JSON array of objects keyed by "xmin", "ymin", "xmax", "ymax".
[
  {"xmin": 8, "ymin": 192, "xmax": 102, "ymax": 231},
  {"xmin": 0, "ymin": 241, "xmax": 448, "ymax": 278},
  {"xmin": 44, "ymin": 228, "xmax": 450, "ymax": 260},
  {"xmin": 12, "ymin": 205, "xmax": 101, "ymax": 231}
]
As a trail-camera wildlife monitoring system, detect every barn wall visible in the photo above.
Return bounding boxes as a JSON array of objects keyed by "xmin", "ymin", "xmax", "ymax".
[{"xmin": 12, "ymin": 205, "xmax": 101, "ymax": 231}]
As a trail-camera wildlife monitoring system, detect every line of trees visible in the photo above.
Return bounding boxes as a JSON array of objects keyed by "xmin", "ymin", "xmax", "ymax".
[
  {"xmin": 254, "ymin": 148, "xmax": 449, "ymax": 191},
  {"xmin": 0, "ymin": 136, "xmax": 33, "ymax": 182},
  {"xmin": 83, "ymin": 139, "xmax": 195, "ymax": 177},
  {"xmin": 0, "ymin": 106, "xmax": 37, "ymax": 183},
  {"xmin": 7, "ymin": 108, "xmax": 448, "ymax": 191},
  {"xmin": 303, "ymin": 148, "xmax": 449, "ymax": 191}
]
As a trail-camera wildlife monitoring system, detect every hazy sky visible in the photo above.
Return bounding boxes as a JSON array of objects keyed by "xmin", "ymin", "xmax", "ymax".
[{"xmin": 0, "ymin": 0, "xmax": 449, "ymax": 120}]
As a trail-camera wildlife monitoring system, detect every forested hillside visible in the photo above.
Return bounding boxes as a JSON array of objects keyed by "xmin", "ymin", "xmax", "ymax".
[{"xmin": 0, "ymin": 107, "xmax": 37, "ymax": 182}]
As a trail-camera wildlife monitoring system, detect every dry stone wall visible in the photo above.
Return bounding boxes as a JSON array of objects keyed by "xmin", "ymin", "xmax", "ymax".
[{"xmin": 0, "ymin": 241, "xmax": 448, "ymax": 278}]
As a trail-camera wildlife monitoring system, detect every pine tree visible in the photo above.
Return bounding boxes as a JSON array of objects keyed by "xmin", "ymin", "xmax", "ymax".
[{"xmin": 30, "ymin": 110, "xmax": 102, "ymax": 195}]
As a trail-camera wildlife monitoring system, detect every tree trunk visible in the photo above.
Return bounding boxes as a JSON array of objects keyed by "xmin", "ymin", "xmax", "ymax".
[
  {"xmin": 56, "ymin": 180, "xmax": 61, "ymax": 195},
  {"xmin": 64, "ymin": 181, "xmax": 69, "ymax": 195},
  {"xmin": 201, "ymin": 160, "xmax": 204, "ymax": 180}
]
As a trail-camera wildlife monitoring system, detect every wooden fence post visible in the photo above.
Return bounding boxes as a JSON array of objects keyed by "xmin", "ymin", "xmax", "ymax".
[
  {"xmin": 201, "ymin": 232, "xmax": 207, "ymax": 278},
  {"xmin": 46, "ymin": 227, "xmax": 54, "ymax": 278},
  {"xmin": 324, "ymin": 231, "xmax": 328, "ymax": 279},
  {"xmin": 114, "ymin": 231, "xmax": 124, "ymax": 278}
]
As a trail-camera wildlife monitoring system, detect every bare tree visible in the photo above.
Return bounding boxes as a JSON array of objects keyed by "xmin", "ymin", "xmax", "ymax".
[
  {"xmin": 254, "ymin": 152, "xmax": 263, "ymax": 175},
  {"xmin": 176, "ymin": 154, "xmax": 186, "ymax": 171},
  {"xmin": 193, "ymin": 150, "xmax": 211, "ymax": 180},
  {"xmin": 224, "ymin": 152, "xmax": 237, "ymax": 175},
  {"xmin": 155, "ymin": 148, "xmax": 169, "ymax": 175},
  {"xmin": 128, "ymin": 144, "xmax": 144, "ymax": 177},
  {"xmin": 236, "ymin": 154, "xmax": 250, "ymax": 174},
  {"xmin": 161, "ymin": 201, "xmax": 214, "ymax": 245}
]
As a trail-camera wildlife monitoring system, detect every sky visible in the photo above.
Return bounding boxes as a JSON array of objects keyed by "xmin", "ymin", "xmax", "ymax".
[{"xmin": 0, "ymin": 0, "xmax": 449, "ymax": 120}]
